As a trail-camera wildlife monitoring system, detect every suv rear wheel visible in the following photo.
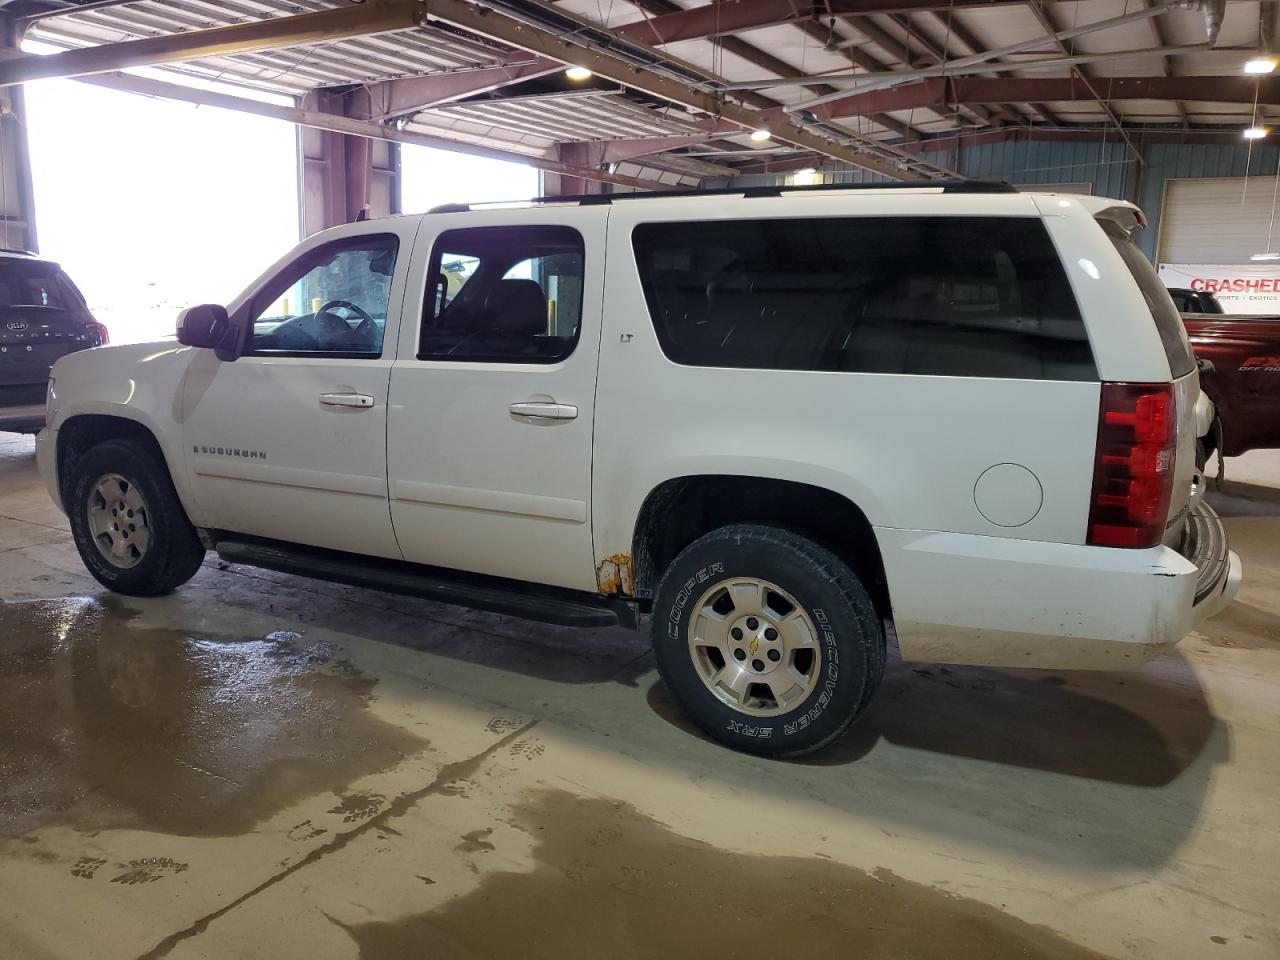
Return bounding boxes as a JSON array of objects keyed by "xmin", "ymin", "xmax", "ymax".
[
  {"xmin": 652, "ymin": 524, "xmax": 884, "ymax": 757},
  {"xmin": 67, "ymin": 438, "xmax": 205, "ymax": 596}
]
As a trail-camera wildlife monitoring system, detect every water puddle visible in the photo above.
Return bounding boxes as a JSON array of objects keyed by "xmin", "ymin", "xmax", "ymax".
[
  {"xmin": 0, "ymin": 597, "xmax": 424, "ymax": 838},
  {"xmin": 339, "ymin": 790, "xmax": 1113, "ymax": 960}
]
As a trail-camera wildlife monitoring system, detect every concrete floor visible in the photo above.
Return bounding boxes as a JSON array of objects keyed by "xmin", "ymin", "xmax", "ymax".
[{"xmin": 0, "ymin": 432, "xmax": 1277, "ymax": 960}]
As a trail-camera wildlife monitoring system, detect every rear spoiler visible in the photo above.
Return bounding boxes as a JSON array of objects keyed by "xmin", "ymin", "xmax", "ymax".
[{"xmin": 1091, "ymin": 204, "xmax": 1147, "ymax": 238}]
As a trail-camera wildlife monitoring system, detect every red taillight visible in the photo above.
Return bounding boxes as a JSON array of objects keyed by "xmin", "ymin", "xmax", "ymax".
[
  {"xmin": 1088, "ymin": 383, "xmax": 1176, "ymax": 549},
  {"xmin": 88, "ymin": 321, "xmax": 109, "ymax": 346}
]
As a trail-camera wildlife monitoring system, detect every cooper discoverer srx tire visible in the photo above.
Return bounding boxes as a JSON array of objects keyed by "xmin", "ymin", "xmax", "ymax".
[{"xmin": 652, "ymin": 524, "xmax": 884, "ymax": 757}]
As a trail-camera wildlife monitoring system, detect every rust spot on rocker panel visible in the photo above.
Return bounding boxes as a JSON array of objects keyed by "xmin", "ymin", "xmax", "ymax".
[{"xmin": 596, "ymin": 553, "xmax": 635, "ymax": 597}]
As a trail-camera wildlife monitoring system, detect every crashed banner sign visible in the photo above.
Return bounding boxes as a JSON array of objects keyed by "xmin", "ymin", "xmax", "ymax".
[{"xmin": 1158, "ymin": 263, "xmax": 1280, "ymax": 315}]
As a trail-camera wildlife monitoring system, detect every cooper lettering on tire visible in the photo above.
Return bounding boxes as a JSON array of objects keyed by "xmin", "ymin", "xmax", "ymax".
[{"xmin": 651, "ymin": 524, "xmax": 884, "ymax": 758}]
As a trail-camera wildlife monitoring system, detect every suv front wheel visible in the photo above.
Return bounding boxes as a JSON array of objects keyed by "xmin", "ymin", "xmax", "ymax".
[
  {"xmin": 652, "ymin": 524, "xmax": 884, "ymax": 757},
  {"xmin": 67, "ymin": 438, "xmax": 206, "ymax": 596}
]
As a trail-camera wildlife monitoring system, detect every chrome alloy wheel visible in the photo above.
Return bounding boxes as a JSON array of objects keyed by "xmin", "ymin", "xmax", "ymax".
[
  {"xmin": 687, "ymin": 577, "xmax": 822, "ymax": 717},
  {"xmin": 86, "ymin": 473, "xmax": 152, "ymax": 569}
]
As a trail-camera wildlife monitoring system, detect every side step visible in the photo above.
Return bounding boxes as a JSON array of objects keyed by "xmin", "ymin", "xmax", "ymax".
[{"xmin": 214, "ymin": 537, "xmax": 628, "ymax": 629}]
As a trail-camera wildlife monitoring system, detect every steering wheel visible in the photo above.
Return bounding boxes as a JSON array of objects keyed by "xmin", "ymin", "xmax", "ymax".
[
  {"xmin": 313, "ymin": 299, "xmax": 376, "ymax": 350},
  {"xmin": 315, "ymin": 299, "xmax": 374, "ymax": 326}
]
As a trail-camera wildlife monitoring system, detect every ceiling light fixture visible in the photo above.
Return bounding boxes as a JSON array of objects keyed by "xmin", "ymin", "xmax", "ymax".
[
  {"xmin": 749, "ymin": 128, "xmax": 771, "ymax": 142},
  {"xmin": 1250, "ymin": 252, "xmax": 1280, "ymax": 261},
  {"xmin": 1244, "ymin": 126, "xmax": 1269, "ymax": 139},
  {"xmin": 1244, "ymin": 57, "xmax": 1277, "ymax": 75},
  {"xmin": 564, "ymin": 66, "xmax": 593, "ymax": 81}
]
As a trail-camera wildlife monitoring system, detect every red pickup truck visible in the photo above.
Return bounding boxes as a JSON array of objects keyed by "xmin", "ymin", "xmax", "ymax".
[{"xmin": 1167, "ymin": 288, "xmax": 1280, "ymax": 458}]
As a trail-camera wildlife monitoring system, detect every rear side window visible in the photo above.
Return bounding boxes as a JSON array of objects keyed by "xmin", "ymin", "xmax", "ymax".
[
  {"xmin": 631, "ymin": 216, "xmax": 1096, "ymax": 381},
  {"xmin": 420, "ymin": 225, "xmax": 584, "ymax": 363},
  {"xmin": 1100, "ymin": 221, "xmax": 1196, "ymax": 377}
]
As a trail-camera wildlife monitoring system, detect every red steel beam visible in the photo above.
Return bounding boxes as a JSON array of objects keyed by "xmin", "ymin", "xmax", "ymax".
[
  {"xmin": 612, "ymin": 0, "xmax": 1020, "ymax": 46},
  {"xmin": 912, "ymin": 126, "xmax": 1280, "ymax": 151},
  {"xmin": 0, "ymin": 0, "xmax": 423, "ymax": 86},
  {"xmin": 812, "ymin": 75, "xmax": 1280, "ymax": 120},
  {"xmin": 367, "ymin": 57, "xmax": 565, "ymax": 120}
]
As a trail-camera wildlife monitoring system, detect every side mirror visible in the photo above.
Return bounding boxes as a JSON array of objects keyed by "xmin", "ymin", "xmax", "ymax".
[{"xmin": 177, "ymin": 304, "xmax": 242, "ymax": 361}]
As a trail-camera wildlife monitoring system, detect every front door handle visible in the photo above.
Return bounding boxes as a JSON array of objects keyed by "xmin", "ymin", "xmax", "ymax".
[
  {"xmin": 320, "ymin": 392, "xmax": 375, "ymax": 408},
  {"xmin": 510, "ymin": 401, "xmax": 578, "ymax": 421}
]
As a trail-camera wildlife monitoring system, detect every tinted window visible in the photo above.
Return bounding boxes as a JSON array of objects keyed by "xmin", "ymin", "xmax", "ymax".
[
  {"xmin": 1102, "ymin": 222, "xmax": 1196, "ymax": 377},
  {"xmin": 250, "ymin": 235, "xmax": 398, "ymax": 356},
  {"xmin": 0, "ymin": 259, "xmax": 86, "ymax": 313},
  {"xmin": 420, "ymin": 225, "xmax": 583, "ymax": 363},
  {"xmin": 1166, "ymin": 287, "xmax": 1223, "ymax": 315},
  {"xmin": 631, "ymin": 217, "xmax": 1096, "ymax": 381}
]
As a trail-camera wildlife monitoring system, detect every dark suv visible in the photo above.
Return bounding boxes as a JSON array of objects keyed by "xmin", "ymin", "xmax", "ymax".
[{"xmin": 0, "ymin": 250, "xmax": 107, "ymax": 433}]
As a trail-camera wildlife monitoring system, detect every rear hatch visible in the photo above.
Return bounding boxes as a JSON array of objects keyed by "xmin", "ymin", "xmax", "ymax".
[
  {"xmin": 0, "ymin": 259, "xmax": 100, "ymax": 406},
  {"xmin": 1097, "ymin": 215, "xmax": 1200, "ymax": 547}
]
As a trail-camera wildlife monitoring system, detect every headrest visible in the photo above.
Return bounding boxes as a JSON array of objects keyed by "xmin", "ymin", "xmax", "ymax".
[{"xmin": 484, "ymin": 278, "xmax": 546, "ymax": 336}]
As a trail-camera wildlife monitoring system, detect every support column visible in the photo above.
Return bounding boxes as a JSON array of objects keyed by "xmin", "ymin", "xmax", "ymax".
[
  {"xmin": 0, "ymin": 14, "xmax": 39, "ymax": 252},
  {"xmin": 298, "ymin": 87, "xmax": 400, "ymax": 236},
  {"xmin": 541, "ymin": 144, "xmax": 606, "ymax": 198}
]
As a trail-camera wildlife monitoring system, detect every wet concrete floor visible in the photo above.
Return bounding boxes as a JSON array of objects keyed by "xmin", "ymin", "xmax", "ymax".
[
  {"xmin": 0, "ymin": 598, "xmax": 422, "ymax": 840},
  {"xmin": 0, "ymin": 432, "xmax": 1277, "ymax": 959}
]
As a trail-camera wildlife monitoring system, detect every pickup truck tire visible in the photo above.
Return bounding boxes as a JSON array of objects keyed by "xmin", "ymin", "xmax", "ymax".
[
  {"xmin": 652, "ymin": 524, "xmax": 883, "ymax": 757},
  {"xmin": 67, "ymin": 438, "xmax": 205, "ymax": 597}
]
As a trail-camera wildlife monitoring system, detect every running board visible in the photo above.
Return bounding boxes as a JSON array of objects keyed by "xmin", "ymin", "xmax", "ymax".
[{"xmin": 214, "ymin": 537, "xmax": 628, "ymax": 629}]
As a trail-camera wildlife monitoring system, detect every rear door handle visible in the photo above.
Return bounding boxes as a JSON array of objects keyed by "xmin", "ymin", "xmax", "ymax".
[
  {"xmin": 320, "ymin": 392, "xmax": 375, "ymax": 408},
  {"xmin": 510, "ymin": 401, "xmax": 578, "ymax": 421}
]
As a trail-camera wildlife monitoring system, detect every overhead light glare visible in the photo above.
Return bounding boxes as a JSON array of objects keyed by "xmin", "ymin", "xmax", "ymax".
[
  {"xmin": 1244, "ymin": 57, "xmax": 1277, "ymax": 75},
  {"xmin": 565, "ymin": 66, "xmax": 593, "ymax": 81},
  {"xmin": 1244, "ymin": 126, "xmax": 1269, "ymax": 140},
  {"xmin": 1250, "ymin": 251, "xmax": 1280, "ymax": 261},
  {"xmin": 749, "ymin": 127, "xmax": 771, "ymax": 142}
]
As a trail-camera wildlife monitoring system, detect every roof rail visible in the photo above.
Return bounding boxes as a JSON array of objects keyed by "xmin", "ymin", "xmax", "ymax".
[
  {"xmin": 545, "ymin": 179, "xmax": 1017, "ymax": 204},
  {"xmin": 422, "ymin": 179, "xmax": 1017, "ymax": 213}
]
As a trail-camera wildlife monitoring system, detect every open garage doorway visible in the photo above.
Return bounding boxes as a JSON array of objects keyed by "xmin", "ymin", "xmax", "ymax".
[
  {"xmin": 400, "ymin": 144, "xmax": 539, "ymax": 213},
  {"xmin": 23, "ymin": 75, "xmax": 299, "ymax": 345}
]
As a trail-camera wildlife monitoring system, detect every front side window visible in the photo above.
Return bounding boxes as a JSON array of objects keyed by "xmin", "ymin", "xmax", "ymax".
[
  {"xmin": 250, "ymin": 235, "xmax": 399, "ymax": 356},
  {"xmin": 632, "ymin": 216, "xmax": 1097, "ymax": 381},
  {"xmin": 420, "ymin": 225, "xmax": 584, "ymax": 362}
]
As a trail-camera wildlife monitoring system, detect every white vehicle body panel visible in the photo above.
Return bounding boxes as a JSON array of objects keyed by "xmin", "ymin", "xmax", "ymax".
[
  {"xmin": 39, "ymin": 341, "xmax": 197, "ymax": 512},
  {"xmin": 178, "ymin": 217, "xmax": 419, "ymax": 559},
  {"xmin": 385, "ymin": 206, "xmax": 606, "ymax": 591},
  {"xmin": 35, "ymin": 187, "xmax": 1238, "ymax": 671}
]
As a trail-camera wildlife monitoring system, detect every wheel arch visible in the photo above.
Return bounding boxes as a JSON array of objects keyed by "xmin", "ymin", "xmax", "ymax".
[
  {"xmin": 55, "ymin": 413, "xmax": 185, "ymax": 512},
  {"xmin": 630, "ymin": 475, "xmax": 892, "ymax": 624}
]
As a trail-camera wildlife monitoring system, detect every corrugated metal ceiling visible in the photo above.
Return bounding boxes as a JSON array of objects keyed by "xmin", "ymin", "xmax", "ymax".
[{"xmin": 20, "ymin": 0, "xmax": 1275, "ymax": 180}]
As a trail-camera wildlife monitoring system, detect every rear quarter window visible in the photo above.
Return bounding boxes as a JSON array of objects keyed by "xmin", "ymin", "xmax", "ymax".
[
  {"xmin": 1101, "ymin": 221, "xmax": 1196, "ymax": 378},
  {"xmin": 630, "ymin": 216, "xmax": 1096, "ymax": 381}
]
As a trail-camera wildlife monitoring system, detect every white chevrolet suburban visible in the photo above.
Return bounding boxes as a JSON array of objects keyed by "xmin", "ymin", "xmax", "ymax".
[{"xmin": 36, "ymin": 182, "xmax": 1242, "ymax": 756}]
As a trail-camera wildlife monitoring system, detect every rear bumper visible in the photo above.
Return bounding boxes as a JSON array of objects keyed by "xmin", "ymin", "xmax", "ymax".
[
  {"xmin": 878, "ymin": 516, "xmax": 1239, "ymax": 670},
  {"xmin": 0, "ymin": 403, "xmax": 46, "ymax": 432},
  {"xmin": 1182, "ymin": 502, "xmax": 1242, "ymax": 625}
]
